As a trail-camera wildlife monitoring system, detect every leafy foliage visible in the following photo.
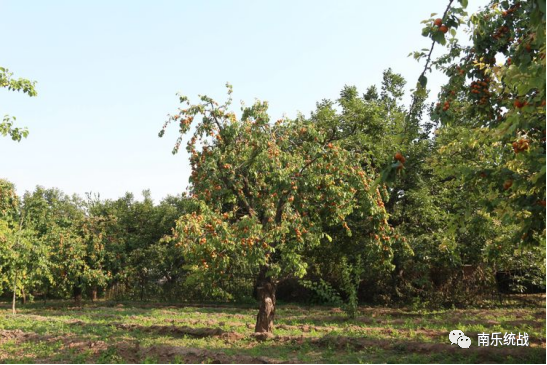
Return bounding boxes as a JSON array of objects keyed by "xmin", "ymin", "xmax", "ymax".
[
  {"xmin": 0, "ymin": 67, "xmax": 37, "ymax": 142},
  {"xmin": 159, "ymin": 84, "xmax": 396, "ymax": 307},
  {"xmin": 424, "ymin": 0, "xmax": 545, "ymax": 246}
]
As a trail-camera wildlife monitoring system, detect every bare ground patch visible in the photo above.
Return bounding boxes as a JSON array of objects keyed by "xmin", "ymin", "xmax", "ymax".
[
  {"xmin": 0, "ymin": 329, "xmax": 109, "ymax": 364},
  {"xmin": 113, "ymin": 323, "xmax": 245, "ymax": 341},
  {"xmin": 115, "ymin": 342, "xmax": 296, "ymax": 364},
  {"xmin": 0, "ymin": 329, "xmax": 40, "ymax": 344}
]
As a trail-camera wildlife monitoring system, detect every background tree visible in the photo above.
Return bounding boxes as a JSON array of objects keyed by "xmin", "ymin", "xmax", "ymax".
[
  {"xmin": 391, "ymin": 0, "xmax": 546, "ymax": 303},
  {"xmin": 299, "ymin": 72, "xmax": 414, "ymax": 309},
  {"xmin": 0, "ymin": 180, "xmax": 50, "ymax": 314},
  {"xmin": 85, "ymin": 191, "xmax": 192, "ymax": 301},
  {"xmin": 22, "ymin": 188, "xmax": 92, "ymax": 304},
  {"xmin": 418, "ymin": 0, "xmax": 545, "ymax": 246}
]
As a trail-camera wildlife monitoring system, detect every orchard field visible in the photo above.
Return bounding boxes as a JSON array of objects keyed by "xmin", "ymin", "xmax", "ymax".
[
  {"xmin": 0, "ymin": 297, "xmax": 545, "ymax": 364},
  {"xmin": 1, "ymin": 0, "xmax": 546, "ymax": 364}
]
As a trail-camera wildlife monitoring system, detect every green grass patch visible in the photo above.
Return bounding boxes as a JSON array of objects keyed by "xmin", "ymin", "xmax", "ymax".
[{"xmin": 0, "ymin": 298, "xmax": 544, "ymax": 363}]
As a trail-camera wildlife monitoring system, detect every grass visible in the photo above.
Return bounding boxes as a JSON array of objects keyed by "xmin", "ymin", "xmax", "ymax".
[{"xmin": 0, "ymin": 296, "xmax": 545, "ymax": 363}]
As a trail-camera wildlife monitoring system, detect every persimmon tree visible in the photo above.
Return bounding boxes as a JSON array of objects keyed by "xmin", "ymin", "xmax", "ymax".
[{"xmin": 160, "ymin": 85, "xmax": 395, "ymax": 333}]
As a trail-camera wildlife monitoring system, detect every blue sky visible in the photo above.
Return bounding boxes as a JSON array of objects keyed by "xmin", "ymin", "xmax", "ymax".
[{"xmin": 0, "ymin": 0, "xmax": 481, "ymax": 202}]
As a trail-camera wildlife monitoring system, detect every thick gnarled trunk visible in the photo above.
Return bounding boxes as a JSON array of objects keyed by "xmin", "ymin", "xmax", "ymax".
[{"xmin": 254, "ymin": 280, "xmax": 276, "ymax": 333}]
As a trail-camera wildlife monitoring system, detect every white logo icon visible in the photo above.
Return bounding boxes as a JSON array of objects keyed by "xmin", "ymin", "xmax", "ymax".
[
  {"xmin": 457, "ymin": 335, "xmax": 472, "ymax": 348},
  {"xmin": 449, "ymin": 330, "xmax": 471, "ymax": 348}
]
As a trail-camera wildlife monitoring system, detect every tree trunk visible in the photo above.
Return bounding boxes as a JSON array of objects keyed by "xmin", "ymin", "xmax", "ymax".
[
  {"xmin": 12, "ymin": 272, "xmax": 17, "ymax": 315},
  {"xmin": 21, "ymin": 287, "xmax": 26, "ymax": 305},
  {"xmin": 74, "ymin": 286, "xmax": 82, "ymax": 307},
  {"xmin": 44, "ymin": 285, "xmax": 49, "ymax": 305},
  {"xmin": 254, "ymin": 279, "xmax": 276, "ymax": 333},
  {"xmin": 92, "ymin": 286, "xmax": 98, "ymax": 301}
]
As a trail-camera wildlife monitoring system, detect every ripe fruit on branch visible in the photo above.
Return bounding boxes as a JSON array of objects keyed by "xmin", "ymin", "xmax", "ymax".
[
  {"xmin": 503, "ymin": 179, "xmax": 513, "ymax": 190},
  {"xmin": 512, "ymin": 138, "xmax": 529, "ymax": 153},
  {"xmin": 433, "ymin": 18, "xmax": 442, "ymax": 27},
  {"xmin": 514, "ymin": 99, "xmax": 525, "ymax": 108},
  {"xmin": 439, "ymin": 25, "xmax": 448, "ymax": 33},
  {"xmin": 394, "ymin": 152, "xmax": 406, "ymax": 164}
]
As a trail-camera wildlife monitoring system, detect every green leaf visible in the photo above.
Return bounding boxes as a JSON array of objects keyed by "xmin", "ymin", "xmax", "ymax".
[
  {"xmin": 418, "ymin": 75, "xmax": 428, "ymax": 88},
  {"xmin": 432, "ymin": 32, "xmax": 446, "ymax": 44},
  {"xmin": 531, "ymin": 165, "xmax": 546, "ymax": 184}
]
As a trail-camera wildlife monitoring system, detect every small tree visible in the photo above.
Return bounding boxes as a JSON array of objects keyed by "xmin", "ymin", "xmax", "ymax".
[
  {"xmin": 22, "ymin": 187, "xmax": 109, "ymax": 304},
  {"xmin": 0, "ymin": 180, "xmax": 50, "ymax": 314}
]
